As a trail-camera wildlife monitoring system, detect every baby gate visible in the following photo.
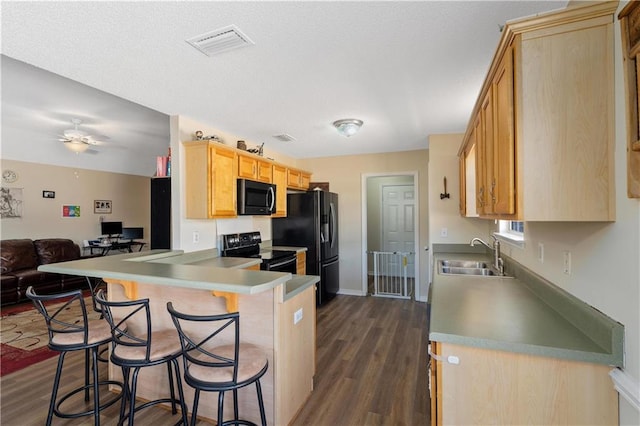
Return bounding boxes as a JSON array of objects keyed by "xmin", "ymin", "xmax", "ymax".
[{"xmin": 370, "ymin": 251, "xmax": 414, "ymax": 299}]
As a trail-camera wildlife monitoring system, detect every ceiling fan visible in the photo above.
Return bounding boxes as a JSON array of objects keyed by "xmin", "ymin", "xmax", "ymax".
[{"xmin": 58, "ymin": 118, "xmax": 103, "ymax": 153}]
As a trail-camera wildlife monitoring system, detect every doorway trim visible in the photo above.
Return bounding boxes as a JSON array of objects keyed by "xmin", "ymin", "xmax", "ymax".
[{"xmin": 361, "ymin": 171, "xmax": 420, "ymax": 301}]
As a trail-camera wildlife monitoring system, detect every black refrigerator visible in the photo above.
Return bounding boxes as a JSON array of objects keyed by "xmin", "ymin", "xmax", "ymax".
[{"xmin": 272, "ymin": 191, "xmax": 339, "ymax": 306}]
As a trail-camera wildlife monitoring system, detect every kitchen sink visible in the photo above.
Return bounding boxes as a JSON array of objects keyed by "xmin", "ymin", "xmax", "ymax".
[
  {"xmin": 438, "ymin": 259, "xmax": 511, "ymax": 278},
  {"xmin": 440, "ymin": 266, "xmax": 496, "ymax": 276},
  {"xmin": 440, "ymin": 260, "xmax": 487, "ymax": 269}
]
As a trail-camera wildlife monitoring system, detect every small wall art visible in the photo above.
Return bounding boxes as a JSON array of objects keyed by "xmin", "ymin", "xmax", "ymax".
[
  {"xmin": 42, "ymin": 190, "xmax": 55, "ymax": 198},
  {"xmin": 94, "ymin": 200, "xmax": 112, "ymax": 214},
  {"xmin": 62, "ymin": 205, "xmax": 80, "ymax": 217},
  {"xmin": 0, "ymin": 187, "xmax": 23, "ymax": 218}
]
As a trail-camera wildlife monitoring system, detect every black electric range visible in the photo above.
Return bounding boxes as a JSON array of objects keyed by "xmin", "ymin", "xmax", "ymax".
[{"xmin": 221, "ymin": 232, "xmax": 297, "ymax": 273}]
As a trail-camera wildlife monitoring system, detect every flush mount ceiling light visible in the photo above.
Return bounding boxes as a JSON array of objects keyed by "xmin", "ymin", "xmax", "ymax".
[{"xmin": 333, "ymin": 119, "xmax": 363, "ymax": 137}]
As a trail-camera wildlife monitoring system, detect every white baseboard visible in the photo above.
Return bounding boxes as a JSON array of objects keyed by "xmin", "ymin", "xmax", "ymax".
[
  {"xmin": 337, "ymin": 289, "xmax": 366, "ymax": 297},
  {"xmin": 610, "ymin": 368, "xmax": 640, "ymax": 412}
]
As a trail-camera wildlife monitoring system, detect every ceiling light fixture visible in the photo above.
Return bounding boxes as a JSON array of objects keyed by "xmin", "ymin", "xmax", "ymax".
[
  {"xmin": 64, "ymin": 140, "xmax": 90, "ymax": 153},
  {"xmin": 333, "ymin": 119, "xmax": 363, "ymax": 137}
]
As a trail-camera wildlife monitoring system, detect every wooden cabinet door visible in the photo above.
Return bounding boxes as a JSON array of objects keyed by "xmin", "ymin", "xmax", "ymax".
[
  {"xmin": 287, "ymin": 168, "xmax": 301, "ymax": 188},
  {"xmin": 300, "ymin": 172, "xmax": 311, "ymax": 190},
  {"xmin": 458, "ymin": 154, "xmax": 466, "ymax": 216},
  {"xmin": 472, "ymin": 116, "xmax": 486, "ymax": 214},
  {"xmin": 492, "ymin": 44, "xmax": 516, "ymax": 215},
  {"xmin": 257, "ymin": 160, "xmax": 273, "ymax": 183},
  {"xmin": 238, "ymin": 154, "xmax": 256, "ymax": 180},
  {"xmin": 480, "ymin": 89, "xmax": 495, "ymax": 215},
  {"xmin": 239, "ymin": 154, "xmax": 273, "ymax": 183},
  {"xmin": 272, "ymin": 164, "xmax": 287, "ymax": 217},
  {"xmin": 296, "ymin": 251, "xmax": 306, "ymax": 275},
  {"xmin": 210, "ymin": 146, "xmax": 237, "ymax": 217}
]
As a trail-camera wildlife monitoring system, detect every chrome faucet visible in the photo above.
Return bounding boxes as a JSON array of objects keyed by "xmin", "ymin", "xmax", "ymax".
[{"xmin": 470, "ymin": 235, "xmax": 504, "ymax": 275}]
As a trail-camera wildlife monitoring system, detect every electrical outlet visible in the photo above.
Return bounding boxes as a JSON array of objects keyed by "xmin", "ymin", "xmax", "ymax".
[
  {"xmin": 538, "ymin": 243, "xmax": 544, "ymax": 263},
  {"xmin": 294, "ymin": 308, "xmax": 303, "ymax": 324},
  {"xmin": 441, "ymin": 227, "xmax": 448, "ymax": 238},
  {"xmin": 192, "ymin": 231, "xmax": 199, "ymax": 244},
  {"xmin": 563, "ymin": 251, "xmax": 571, "ymax": 275}
]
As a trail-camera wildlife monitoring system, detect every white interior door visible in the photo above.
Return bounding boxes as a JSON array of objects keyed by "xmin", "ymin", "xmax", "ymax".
[{"xmin": 382, "ymin": 184, "xmax": 415, "ymax": 278}]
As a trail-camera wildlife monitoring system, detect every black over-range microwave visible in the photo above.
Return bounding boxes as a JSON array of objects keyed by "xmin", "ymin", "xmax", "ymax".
[{"xmin": 237, "ymin": 179, "xmax": 276, "ymax": 215}]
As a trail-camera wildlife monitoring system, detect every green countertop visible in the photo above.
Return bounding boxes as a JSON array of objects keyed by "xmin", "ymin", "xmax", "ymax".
[
  {"xmin": 38, "ymin": 249, "xmax": 292, "ymax": 295},
  {"xmin": 429, "ymin": 251, "xmax": 623, "ymax": 367}
]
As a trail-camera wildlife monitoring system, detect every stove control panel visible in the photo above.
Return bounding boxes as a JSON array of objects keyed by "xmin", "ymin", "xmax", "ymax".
[{"xmin": 222, "ymin": 231, "xmax": 262, "ymax": 250}]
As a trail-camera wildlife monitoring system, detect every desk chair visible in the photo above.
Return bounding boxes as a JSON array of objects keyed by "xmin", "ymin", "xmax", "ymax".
[
  {"xmin": 167, "ymin": 302, "xmax": 268, "ymax": 426},
  {"xmin": 26, "ymin": 286, "xmax": 122, "ymax": 426},
  {"xmin": 96, "ymin": 290, "xmax": 188, "ymax": 426}
]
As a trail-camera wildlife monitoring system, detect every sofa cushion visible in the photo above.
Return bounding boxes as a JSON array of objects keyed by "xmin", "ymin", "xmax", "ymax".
[
  {"xmin": 0, "ymin": 239, "xmax": 38, "ymax": 273},
  {"xmin": 34, "ymin": 239, "xmax": 80, "ymax": 265},
  {"xmin": 1, "ymin": 275, "xmax": 19, "ymax": 305}
]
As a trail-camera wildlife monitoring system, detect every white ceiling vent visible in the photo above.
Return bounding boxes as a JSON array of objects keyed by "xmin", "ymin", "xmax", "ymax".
[
  {"xmin": 273, "ymin": 134, "xmax": 296, "ymax": 142},
  {"xmin": 186, "ymin": 25, "xmax": 254, "ymax": 57}
]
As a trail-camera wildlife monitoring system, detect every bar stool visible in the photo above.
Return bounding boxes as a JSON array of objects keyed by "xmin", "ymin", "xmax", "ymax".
[
  {"xmin": 85, "ymin": 276, "xmax": 111, "ymax": 362},
  {"xmin": 167, "ymin": 302, "xmax": 268, "ymax": 426},
  {"xmin": 95, "ymin": 290, "xmax": 188, "ymax": 426},
  {"xmin": 26, "ymin": 286, "xmax": 123, "ymax": 426}
]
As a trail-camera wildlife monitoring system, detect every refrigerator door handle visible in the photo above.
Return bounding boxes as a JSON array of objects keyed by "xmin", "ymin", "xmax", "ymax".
[{"xmin": 329, "ymin": 202, "xmax": 336, "ymax": 248}]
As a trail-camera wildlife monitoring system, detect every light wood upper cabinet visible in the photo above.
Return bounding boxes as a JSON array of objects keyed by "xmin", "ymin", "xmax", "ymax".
[
  {"xmin": 492, "ymin": 43, "xmax": 516, "ymax": 215},
  {"xmin": 272, "ymin": 164, "xmax": 287, "ymax": 218},
  {"xmin": 459, "ymin": 1, "xmax": 616, "ymax": 221},
  {"xmin": 238, "ymin": 153, "xmax": 273, "ymax": 183},
  {"xmin": 287, "ymin": 167, "xmax": 311, "ymax": 190},
  {"xmin": 184, "ymin": 141, "xmax": 238, "ymax": 219},
  {"xmin": 618, "ymin": 1, "xmax": 640, "ymax": 198}
]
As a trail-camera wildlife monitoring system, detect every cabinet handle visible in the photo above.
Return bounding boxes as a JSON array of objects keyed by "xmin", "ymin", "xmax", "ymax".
[
  {"xmin": 478, "ymin": 187, "xmax": 485, "ymax": 206},
  {"xmin": 490, "ymin": 180, "xmax": 496, "ymax": 204}
]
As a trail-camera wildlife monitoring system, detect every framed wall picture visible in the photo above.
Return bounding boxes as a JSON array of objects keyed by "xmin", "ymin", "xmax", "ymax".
[
  {"xmin": 94, "ymin": 200, "xmax": 112, "ymax": 214},
  {"xmin": 62, "ymin": 205, "xmax": 80, "ymax": 217},
  {"xmin": 42, "ymin": 190, "xmax": 55, "ymax": 198}
]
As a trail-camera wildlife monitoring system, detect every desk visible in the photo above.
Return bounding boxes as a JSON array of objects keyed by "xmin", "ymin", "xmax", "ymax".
[{"xmin": 87, "ymin": 241, "xmax": 145, "ymax": 256}]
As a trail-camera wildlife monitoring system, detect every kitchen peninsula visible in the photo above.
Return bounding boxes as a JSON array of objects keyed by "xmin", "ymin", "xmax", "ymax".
[{"xmin": 38, "ymin": 249, "xmax": 320, "ymax": 425}]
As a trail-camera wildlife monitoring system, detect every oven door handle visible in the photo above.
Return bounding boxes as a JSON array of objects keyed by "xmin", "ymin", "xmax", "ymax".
[{"xmin": 267, "ymin": 256, "xmax": 296, "ymax": 270}]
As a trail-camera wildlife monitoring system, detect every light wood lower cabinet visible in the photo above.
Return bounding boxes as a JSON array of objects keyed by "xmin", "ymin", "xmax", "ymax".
[
  {"xmin": 296, "ymin": 251, "xmax": 306, "ymax": 275},
  {"xmin": 275, "ymin": 285, "xmax": 315, "ymax": 424},
  {"xmin": 430, "ymin": 342, "xmax": 618, "ymax": 426}
]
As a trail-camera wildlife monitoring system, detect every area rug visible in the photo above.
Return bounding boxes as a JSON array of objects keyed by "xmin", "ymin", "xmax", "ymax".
[{"xmin": 0, "ymin": 294, "xmax": 99, "ymax": 376}]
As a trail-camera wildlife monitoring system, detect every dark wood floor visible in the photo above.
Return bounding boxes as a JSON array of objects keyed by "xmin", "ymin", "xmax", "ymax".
[{"xmin": 0, "ymin": 295, "xmax": 430, "ymax": 425}]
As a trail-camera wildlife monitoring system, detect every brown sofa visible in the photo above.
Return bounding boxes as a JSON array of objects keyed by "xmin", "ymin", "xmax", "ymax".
[{"xmin": 1, "ymin": 238, "xmax": 96, "ymax": 306}]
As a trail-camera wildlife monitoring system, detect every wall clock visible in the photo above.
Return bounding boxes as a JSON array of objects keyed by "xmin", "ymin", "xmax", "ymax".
[{"xmin": 2, "ymin": 170, "xmax": 18, "ymax": 184}]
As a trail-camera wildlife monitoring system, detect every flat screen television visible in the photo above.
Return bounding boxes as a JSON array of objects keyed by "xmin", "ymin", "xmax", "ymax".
[
  {"xmin": 121, "ymin": 227, "xmax": 143, "ymax": 240},
  {"xmin": 101, "ymin": 221, "xmax": 123, "ymax": 236}
]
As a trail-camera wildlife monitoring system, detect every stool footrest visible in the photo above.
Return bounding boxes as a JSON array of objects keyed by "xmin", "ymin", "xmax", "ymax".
[{"xmin": 54, "ymin": 380, "xmax": 123, "ymax": 420}]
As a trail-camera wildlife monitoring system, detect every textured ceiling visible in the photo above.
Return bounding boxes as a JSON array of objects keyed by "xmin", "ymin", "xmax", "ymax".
[{"xmin": 1, "ymin": 1, "xmax": 567, "ymax": 175}]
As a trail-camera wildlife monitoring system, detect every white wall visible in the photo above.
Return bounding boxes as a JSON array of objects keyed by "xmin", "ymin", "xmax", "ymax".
[
  {"xmin": 427, "ymin": 134, "xmax": 489, "ymax": 248},
  {"xmin": 299, "ymin": 151, "xmax": 429, "ymax": 300},
  {"xmin": 0, "ymin": 159, "xmax": 150, "ymax": 247}
]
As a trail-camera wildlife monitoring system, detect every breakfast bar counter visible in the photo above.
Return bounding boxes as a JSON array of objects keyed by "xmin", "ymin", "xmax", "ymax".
[{"xmin": 38, "ymin": 249, "xmax": 320, "ymax": 425}]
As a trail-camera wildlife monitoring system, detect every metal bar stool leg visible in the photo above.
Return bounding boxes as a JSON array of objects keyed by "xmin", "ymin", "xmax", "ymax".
[
  {"xmin": 256, "ymin": 379, "xmax": 267, "ymax": 426},
  {"xmin": 190, "ymin": 389, "xmax": 201, "ymax": 426},
  {"xmin": 47, "ymin": 352, "xmax": 67, "ymax": 426},
  {"xmin": 92, "ymin": 346, "xmax": 101, "ymax": 425}
]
